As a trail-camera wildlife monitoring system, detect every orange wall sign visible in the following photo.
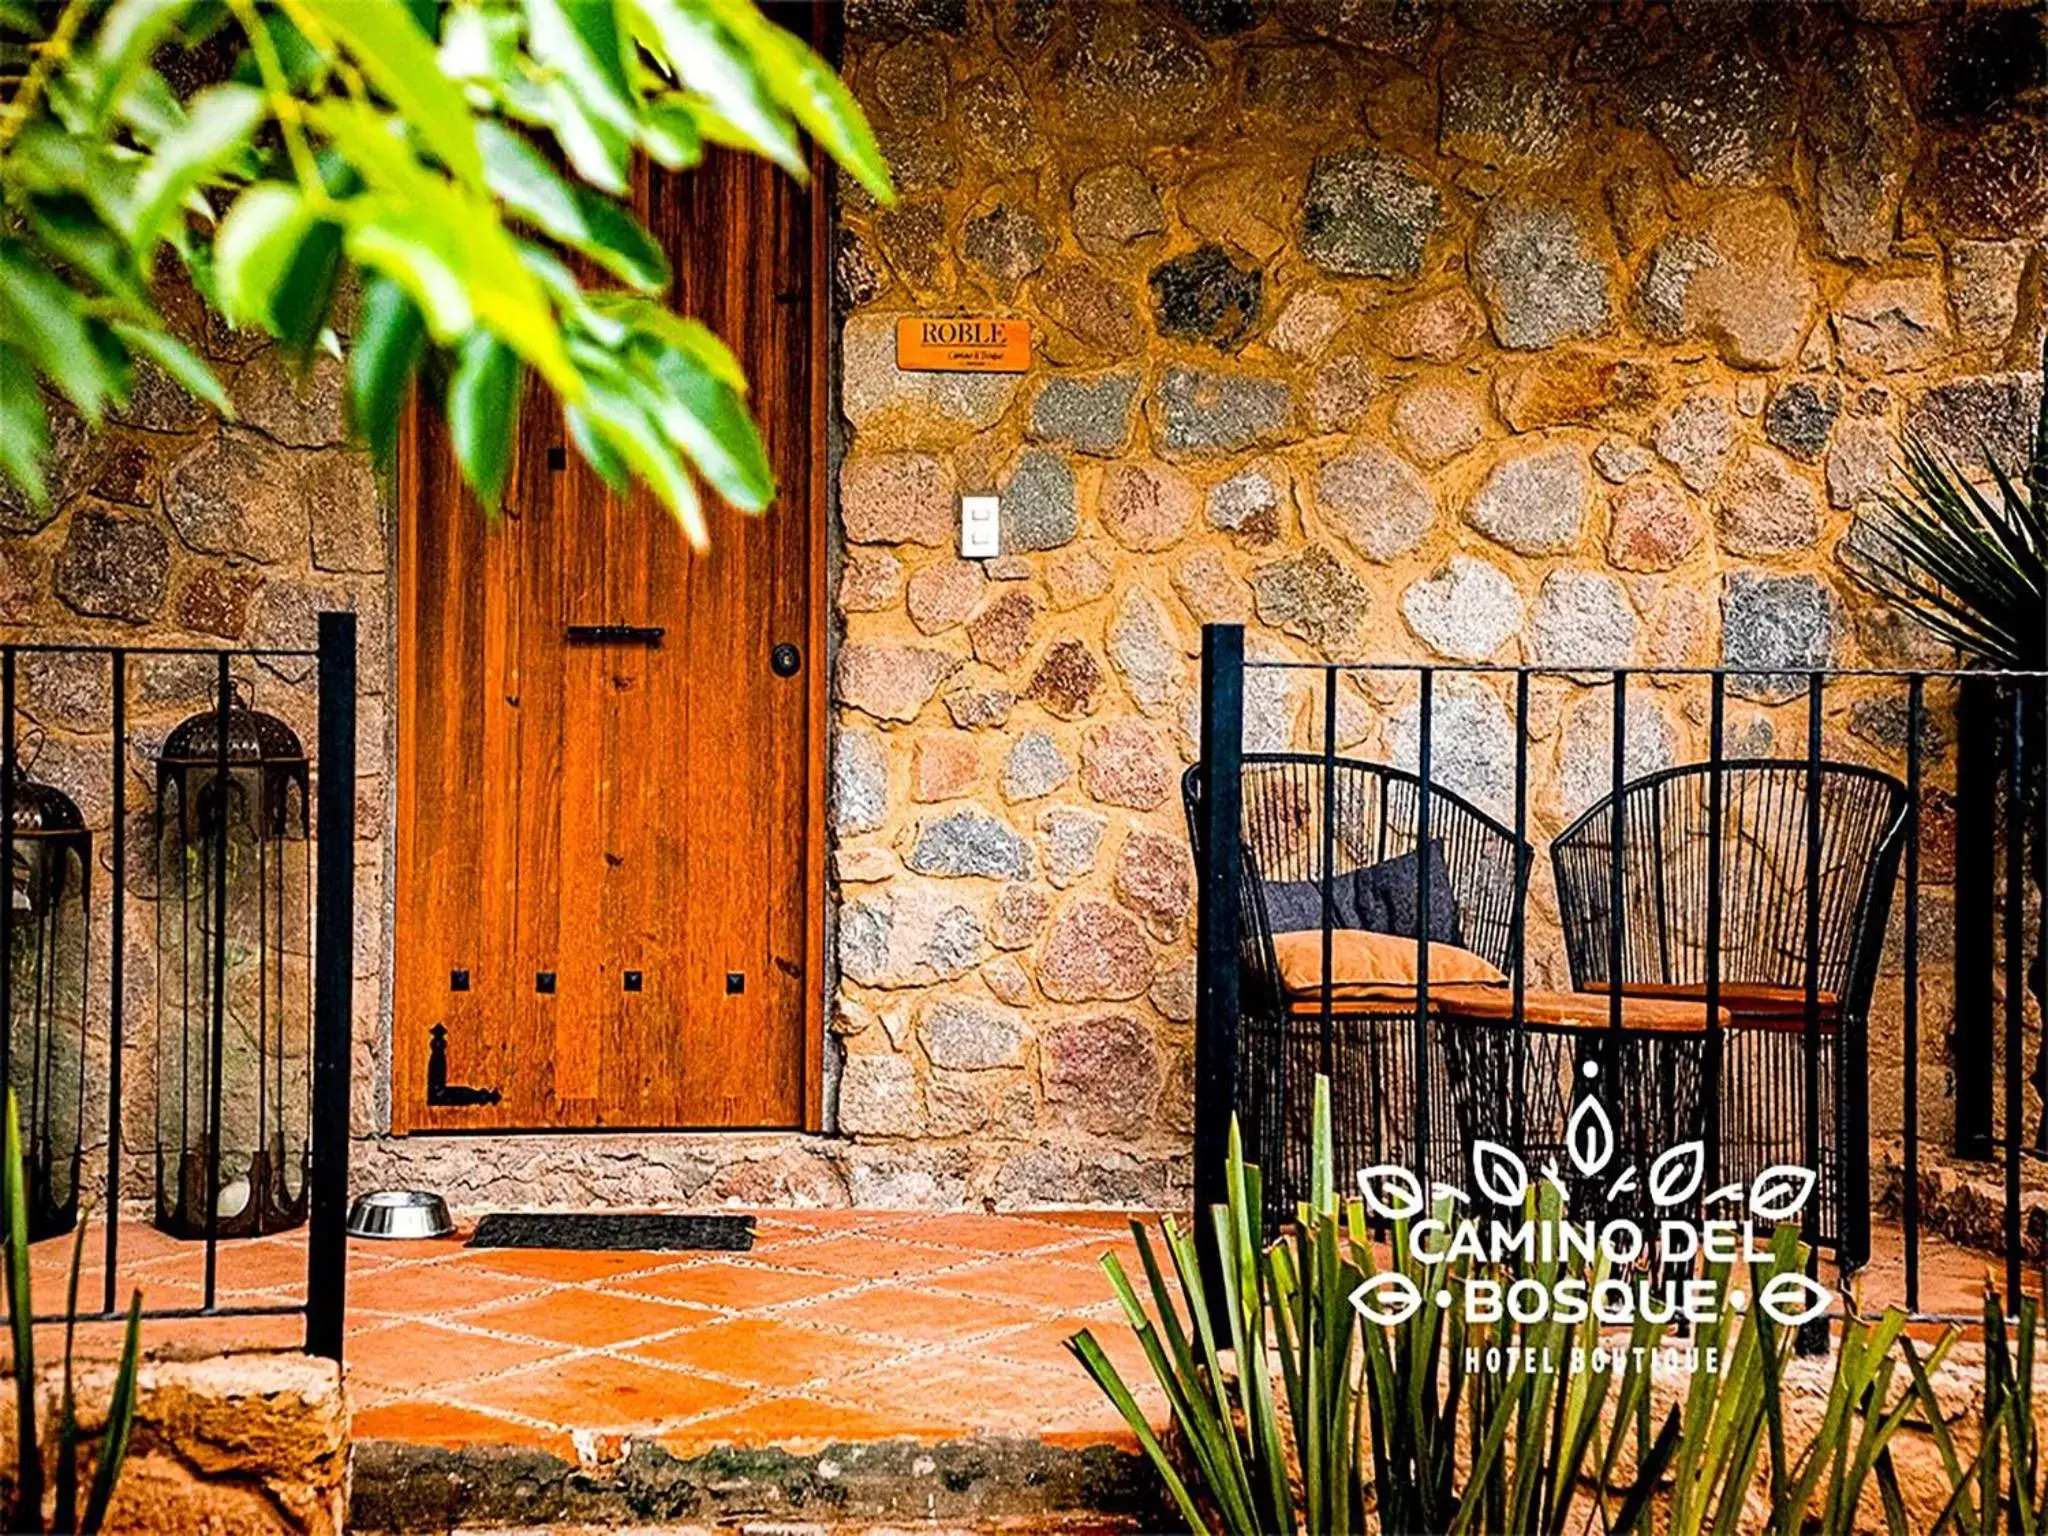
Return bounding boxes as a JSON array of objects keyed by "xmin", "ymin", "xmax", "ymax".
[{"xmin": 895, "ymin": 316, "xmax": 1031, "ymax": 373}]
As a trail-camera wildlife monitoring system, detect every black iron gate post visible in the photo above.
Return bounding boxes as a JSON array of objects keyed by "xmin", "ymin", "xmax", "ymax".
[
  {"xmin": 306, "ymin": 612, "xmax": 357, "ymax": 1361},
  {"xmin": 1193, "ymin": 624, "xmax": 1244, "ymax": 1320},
  {"xmin": 1954, "ymin": 677, "xmax": 1997, "ymax": 1158}
]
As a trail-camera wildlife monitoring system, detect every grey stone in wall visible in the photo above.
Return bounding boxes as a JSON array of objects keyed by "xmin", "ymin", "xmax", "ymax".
[
  {"xmin": 1438, "ymin": 44, "xmax": 1581, "ymax": 168},
  {"xmin": 1722, "ymin": 572, "xmax": 1837, "ymax": 701},
  {"xmin": 1400, "ymin": 556, "xmax": 1521, "ymax": 662},
  {"xmin": 907, "ymin": 808, "xmax": 1034, "ymax": 879},
  {"xmin": 1635, "ymin": 44, "xmax": 1797, "ymax": 188},
  {"xmin": 1300, "ymin": 148, "xmax": 1441, "ymax": 279},
  {"xmin": 1155, "ymin": 365, "xmax": 1292, "ymax": 454},
  {"xmin": 1471, "ymin": 202, "xmax": 1612, "ymax": 350},
  {"xmin": 833, "ymin": 728, "xmax": 890, "ymax": 836},
  {"xmin": 1028, "ymin": 373, "xmax": 1139, "ymax": 456},
  {"xmin": 1313, "ymin": 445, "xmax": 1435, "ymax": 563},
  {"xmin": 54, "ymin": 507, "xmax": 169, "ymax": 622},
  {"xmin": 1464, "ymin": 444, "xmax": 1588, "ymax": 554},
  {"xmin": 999, "ymin": 449, "xmax": 1078, "ymax": 551}
]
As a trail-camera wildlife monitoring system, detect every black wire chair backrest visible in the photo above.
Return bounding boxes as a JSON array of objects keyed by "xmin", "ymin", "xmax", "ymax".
[
  {"xmin": 1550, "ymin": 760, "xmax": 1910, "ymax": 1021},
  {"xmin": 1183, "ymin": 754, "xmax": 1532, "ymax": 1002}
]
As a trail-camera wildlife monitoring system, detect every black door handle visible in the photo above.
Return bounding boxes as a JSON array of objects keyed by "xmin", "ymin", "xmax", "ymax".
[
  {"xmin": 771, "ymin": 643, "xmax": 802, "ymax": 677},
  {"xmin": 566, "ymin": 624, "xmax": 665, "ymax": 645}
]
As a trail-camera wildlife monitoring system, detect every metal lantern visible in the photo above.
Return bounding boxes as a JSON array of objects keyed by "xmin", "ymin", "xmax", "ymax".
[
  {"xmin": 155, "ymin": 687, "xmax": 311, "ymax": 1238},
  {"xmin": 5, "ymin": 768, "xmax": 90, "ymax": 1241}
]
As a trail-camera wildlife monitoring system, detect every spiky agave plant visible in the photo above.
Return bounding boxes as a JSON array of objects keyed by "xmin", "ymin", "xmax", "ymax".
[
  {"xmin": 1849, "ymin": 334, "xmax": 2048, "ymax": 1141},
  {"xmin": 1848, "ymin": 333, "xmax": 2046, "ymax": 670},
  {"xmin": 3, "ymin": 1090, "xmax": 143, "ymax": 1534}
]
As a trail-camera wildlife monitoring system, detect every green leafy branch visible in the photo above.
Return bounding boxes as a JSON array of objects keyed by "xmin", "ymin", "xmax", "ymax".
[{"xmin": 0, "ymin": 0, "xmax": 892, "ymax": 546}]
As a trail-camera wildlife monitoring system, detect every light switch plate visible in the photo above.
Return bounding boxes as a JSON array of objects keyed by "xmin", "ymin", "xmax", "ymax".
[{"xmin": 960, "ymin": 493, "xmax": 1000, "ymax": 558}]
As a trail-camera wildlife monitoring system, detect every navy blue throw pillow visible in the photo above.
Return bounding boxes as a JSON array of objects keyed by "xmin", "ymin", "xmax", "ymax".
[
  {"xmin": 1351, "ymin": 842, "xmax": 1464, "ymax": 948},
  {"xmin": 1261, "ymin": 876, "xmax": 1364, "ymax": 934}
]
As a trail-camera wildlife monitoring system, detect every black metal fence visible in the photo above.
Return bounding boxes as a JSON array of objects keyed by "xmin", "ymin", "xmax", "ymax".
[
  {"xmin": 0, "ymin": 614, "xmax": 355, "ymax": 1361},
  {"xmin": 1191, "ymin": 622, "xmax": 2044, "ymax": 1335}
]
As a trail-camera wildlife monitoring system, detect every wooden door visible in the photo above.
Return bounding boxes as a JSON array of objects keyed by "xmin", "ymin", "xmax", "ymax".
[{"xmin": 392, "ymin": 137, "xmax": 827, "ymax": 1133}]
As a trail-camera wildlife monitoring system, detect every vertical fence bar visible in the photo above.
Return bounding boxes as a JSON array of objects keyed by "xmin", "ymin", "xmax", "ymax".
[
  {"xmin": 1414, "ymin": 668, "xmax": 1434, "ymax": 1185},
  {"xmin": 1318, "ymin": 668, "xmax": 1338, "ymax": 1080},
  {"xmin": 105, "ymin": 653, "xmax": 126, "ymax": 1316},
  {"xmin": 1903, "ymin": 675, "xmax": 1922, "ymax": 1314},
  {"xmin": 2004, "ymin": 684, "xmax": 2025, "ymax": 1311},
  {"xmin": 1955, "ymin": 678, "xmax": 1996, "ymax": 1157},
  {"xmin": 1607, "ymin": 672, "xmax": 1626, "ymax": 1046},
  {"xmin": 1, "ymin": 650, "xmax": 14, "ymax": 1100},
  {"xmin": 307, "ymin": 613, "xmax": 358, "ymax": 1361},
  {"xmin": 203, "ymin": 653, "xmax": 230, "ymax": 1309},
  {"xmin": 1705, "ymin": 672, "xmax": 1725, "ymax": 1195},
  {"xmin": 1511, "ymin": 670, "xmax": 1529, "ymax": 1143},
  {"xmin": 1798, "ymin": 673, "xmax": 1826, "ymax": 1354},
  {"xmin": 1193, "ymin": 625, "xmax": 1243, "ymax": 1318}
]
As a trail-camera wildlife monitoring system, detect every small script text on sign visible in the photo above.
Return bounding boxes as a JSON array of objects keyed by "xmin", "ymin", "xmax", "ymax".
[{"xmin": 896, "ymin": 317, "xmax": 1031, "ymax": 373}]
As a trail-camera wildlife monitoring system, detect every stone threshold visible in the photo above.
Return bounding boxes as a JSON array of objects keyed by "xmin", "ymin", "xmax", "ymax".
[{"xmin": 350, "ymin": 1434, "xmax": 1163, "ymax": 1533}]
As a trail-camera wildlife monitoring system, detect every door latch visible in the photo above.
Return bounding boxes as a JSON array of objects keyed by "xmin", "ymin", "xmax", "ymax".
[
  {"xmin": 427, "ymin": 1023, "xmax": 502, "ymax": 1107},
  {"xmin": 566, "ymin": 624, "xmax": 665, "ymax": 645}
]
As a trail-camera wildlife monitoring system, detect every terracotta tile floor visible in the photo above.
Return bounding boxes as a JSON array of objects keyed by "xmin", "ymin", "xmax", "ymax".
[
  {"xmin": 18, "ymin": 1209, "xmax": 1171, "ymax": 1456},
  {"xmin": 10, "ymin": 1207, "xmax": 2038, "ymax": 1462}
]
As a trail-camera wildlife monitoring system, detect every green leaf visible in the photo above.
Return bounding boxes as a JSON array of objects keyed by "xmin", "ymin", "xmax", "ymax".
[
  {"xmin": 122, "ymin": 81, "xmax": 264, "ymax": 250},
  {"xmin": 341, "ymin": 211, "xmax": 474, "ymax": 337},
  {"xmin": 348, "ymin": 275, "xmax": 425, "ymax": 472},
  {"xmin": 0, "ymin": 0, "xmax": 42, "ymax": 35},
  {"xmin": 0, "ymin": 242, "xmax": 120, "ymax": 420},
  {"xmin": 110, "ymin": 322, "xmax": 230, "ymax": 415},
  {"xmin": 706, "ymin": 0, "xmax": 894, "ymax": 203},
  {"xmin": 286, "ymin": 0, "xmax": 487, "ymax": 192},
  {"xmin": 270, "ymin": 218, "xmax": 347, "ymax": 361},
  {"xmin": 447, "ymin": 333, "xmax": 522, "ymax": 510},
  {"xmin": 311, "ymin": 101, "xmax": 579, "ymax": 398},
  {"xmin": 477, "ymin": 122, "xmax": 667, "ymax": 290},
  {"xmin": 211, "ymin": 182, "xmax": 316, "ymax": 327},
  {"xmin": 569, "ymin": 188, "xmax": 667, "ymax": 291},
  {"xmin": 0, "ymin": 347, "xmax": 51, "ymax": 510},
  {"xmin": 624, "ymin": 0, "xmax": 803, "ymax": 176},
  {"xmin": 636, "ymin": 341, "xmax": 773, "ymax": 511},
  {"xmin": 78, "ymin": 1292, "xmax": 144, "ymax": 1536},
  {"xmin": 79, "ymin": 0, "xmax": 190, "ymax": 125},
  {"xmin": 4, "ymin": 1090, "xmax": 40, "ymax": 1534},
  {"xmin": 528, "ymin": 0, "xmax": 641, "ymax": 135}
]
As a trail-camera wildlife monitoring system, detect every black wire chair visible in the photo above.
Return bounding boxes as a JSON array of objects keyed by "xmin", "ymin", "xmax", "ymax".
[
  {"xmin": 1184, "ymin": 755, "xmax": 1531, "ymax": 1228},
  {"xmin": 1550, "ymin": 760, "xmax": 1910, "ymax": 1267}
]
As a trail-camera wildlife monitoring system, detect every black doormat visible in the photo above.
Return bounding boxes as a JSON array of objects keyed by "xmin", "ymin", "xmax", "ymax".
[{"xmin": 466, "ymin": 1212, "xmax": 755, "ymax": 1252}]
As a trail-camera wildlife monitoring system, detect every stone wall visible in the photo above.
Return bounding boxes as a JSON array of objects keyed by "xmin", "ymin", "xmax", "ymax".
[
  {"xmin": 1, "ymin": 1351, "xmax": 349, "ymax": 1534},
  {"xmin": 827, "ymin": 0, "xmax": 2046, "ymax": 1200},
  {"xmin": 0, "ymin": 276, "xmax": 395, "ymax": 1184}
]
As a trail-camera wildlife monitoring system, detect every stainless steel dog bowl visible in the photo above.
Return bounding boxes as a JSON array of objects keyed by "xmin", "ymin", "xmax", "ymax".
[{"xmin": 346, "ymin": 1189, "xmax": 454, "ymax": 1240}]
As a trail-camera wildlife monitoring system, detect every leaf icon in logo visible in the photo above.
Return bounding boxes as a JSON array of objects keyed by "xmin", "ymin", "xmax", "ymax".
[
  {"xmin": 1649, "ymin": 1142, "xmax": 1707, "ymax": 1207},
  {"xmin": 1357, "ymin": 1165, "xmax": 1425, "ymax": 1221},
  {"xmin": 1349, "ymin": 1271, "xmax": 1424, "ymax": 1328},
  {"xmin": 1757, "ymin": 1271, "xmax": 1832, "ymax": 1328},
  {"xmin": 1471, "ymin": 1141, "xmax": 1529, "ymax": 1207},
  {"xmin": 1567, "ymin": 1094, "xmax": 1616, "ymax": 1177},
  {"xmin": 1749, "ymin": 1166, "xmax": 1817, "ymax": 1221}
]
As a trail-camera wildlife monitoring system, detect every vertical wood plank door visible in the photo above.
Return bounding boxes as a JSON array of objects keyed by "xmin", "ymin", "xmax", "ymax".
[{"xmin": 392, "ymin": 136, "xmax": 827, "ymax": 1133}]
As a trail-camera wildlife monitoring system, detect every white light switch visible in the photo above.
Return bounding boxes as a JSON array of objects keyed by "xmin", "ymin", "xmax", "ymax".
[{"xmin": 960, "ymin": 493, "xmax": 1000, "ymax": 558}]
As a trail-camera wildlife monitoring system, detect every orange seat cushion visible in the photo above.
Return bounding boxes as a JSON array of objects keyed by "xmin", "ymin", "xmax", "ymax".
[
  {"xmin": 1283, "ymin": 981, "xmax": 1724, "ymax": 1034},
  {"xmin": 1271, "ymin": 929, "xmax": 1506, "ymax": 1004},
  {"xmin": 1577, "ymin": 981, "xmax": 1841, "ymax": 1034}
]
